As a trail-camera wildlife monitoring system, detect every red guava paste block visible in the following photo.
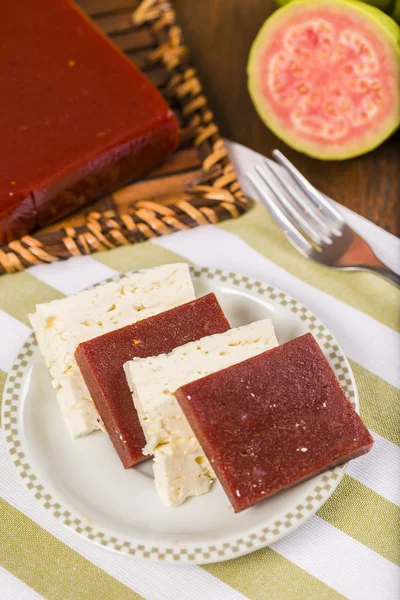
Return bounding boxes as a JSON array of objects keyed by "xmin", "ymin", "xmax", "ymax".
[
  {"xmin": 0, "ymin": 0, "xmax": 178, "ymax": 242},
  {"xmin": 175, "ymin": 332, "xmax": 373, "ymax": 512},
  {"xmin": 75, "ymin": 293, "xmax": 230, "ymax": 469}
]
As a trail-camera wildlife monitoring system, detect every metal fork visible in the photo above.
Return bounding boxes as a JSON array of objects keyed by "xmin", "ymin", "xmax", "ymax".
[{"xmin": 247, "ymin": 150, "xmax": 400, "ymax": 288}]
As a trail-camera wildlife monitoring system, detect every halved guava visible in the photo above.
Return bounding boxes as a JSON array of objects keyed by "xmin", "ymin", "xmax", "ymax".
[
  {"xmin": 248, "ymin": 0, "xmax": 400, "ymax": 160},
  {"xmin": 277, "ymin": 0, "xmax": 394, "ymax": 9}
]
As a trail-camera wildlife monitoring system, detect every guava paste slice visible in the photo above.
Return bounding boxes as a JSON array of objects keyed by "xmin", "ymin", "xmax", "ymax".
[
  {"xmin": 75, "ymin": 293, "xmax": 230, "ymax": 469},
  {"xmin": 175, "ymin": 333, "xmax": 373, "ymax": 513}
]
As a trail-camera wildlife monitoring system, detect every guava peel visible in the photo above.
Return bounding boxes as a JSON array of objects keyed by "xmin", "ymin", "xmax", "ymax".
[
  {"xmin": 276, "ymin": 1, "xmax": 395, "ymax": 16},
  {"xmin": 248, "ymin": 0, "xmax": 400, "ymax": 160}
]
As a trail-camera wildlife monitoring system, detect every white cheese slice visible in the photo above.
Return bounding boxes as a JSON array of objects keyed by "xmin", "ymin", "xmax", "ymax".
[
  {"xmin": 124, "ymin": 319, "xmax": 278, "ymax": 507},
  {"xmin": 153, "ymin": 439, "xmax": 215, "ymax": 507},
  {"xmin": 29, "ymin": 263, "xmax": 195, "ymax": 437}
]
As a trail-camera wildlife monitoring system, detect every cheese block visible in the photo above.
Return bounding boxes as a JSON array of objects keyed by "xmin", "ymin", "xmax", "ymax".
[
  {"xmin": 29, "ymin": 264, "xmax": 195, "ymax": 437},
  {"xmin": 124, "ymin": 319, "xmax": 278, "ymax": 507}
]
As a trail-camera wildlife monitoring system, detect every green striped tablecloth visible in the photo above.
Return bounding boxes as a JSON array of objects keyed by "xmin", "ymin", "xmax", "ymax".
[{"xmin": 0, "ymin": 142, "xmax": 399, "ymax": 600}]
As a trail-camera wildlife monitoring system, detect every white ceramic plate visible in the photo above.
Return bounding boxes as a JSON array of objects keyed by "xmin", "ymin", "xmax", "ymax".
[{"xmin": 2, "ymin": 266, "xmax": 357, "ymax": 564}]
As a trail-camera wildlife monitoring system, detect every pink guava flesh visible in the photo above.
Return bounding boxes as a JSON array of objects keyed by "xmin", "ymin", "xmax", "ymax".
[{"xmin": 249, "ymin": 2, "xmax": 400, "ymax": 159}]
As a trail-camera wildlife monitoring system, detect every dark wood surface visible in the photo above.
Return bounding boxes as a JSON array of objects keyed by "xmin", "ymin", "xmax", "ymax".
[
  {"xmin": 77, "ymin": 0, "xmax": 399, "ymax": 235},
  {"xmin": 173, "ymin": 0, "xmax": 400, "ymax": 236}
]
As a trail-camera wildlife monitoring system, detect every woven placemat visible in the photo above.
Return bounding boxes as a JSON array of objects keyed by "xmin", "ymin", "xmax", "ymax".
[{"xmin": 0, "ymin": 0, "xmax": 251, "ymax": 276}]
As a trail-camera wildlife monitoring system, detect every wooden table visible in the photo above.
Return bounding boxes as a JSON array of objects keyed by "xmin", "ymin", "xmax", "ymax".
[
  {"xmin": 174, "ymin": 0, "xmax": 400, "ymax": 236},
  {"xmin": 76, "ymin": 0, "xmax": 399, "ymax": 237}
]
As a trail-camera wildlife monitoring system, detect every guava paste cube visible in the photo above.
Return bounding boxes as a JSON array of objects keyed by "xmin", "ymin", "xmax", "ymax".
[
  {"xmin": 175, "ymin": 333, "xmax": 373, "ymax": 512},
  {"xmin": 75, "ymin": 293, "xmax": 230, "ymax": 468}
]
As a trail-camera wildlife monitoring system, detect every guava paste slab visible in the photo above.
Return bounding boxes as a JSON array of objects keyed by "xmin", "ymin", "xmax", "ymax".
[
  {"xmin": 75, "ymin": 293, "xmax": 230, "ymax": 468},
  {"xmin": 175, "ymin": 333, "xmax": 373, "ymax": 512},
  {"xmin": 0, "ymin": 0, "xmax": 178, "ymax": 242}
]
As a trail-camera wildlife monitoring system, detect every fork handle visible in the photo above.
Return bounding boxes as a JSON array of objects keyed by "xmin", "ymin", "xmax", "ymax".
[
  {"xmin": 337, "ymin": 232, "xmax": 400, "ymax": 289},
  {"xmin": 356, "ymin": 265, "xmax": 400, "ymax": 288}
]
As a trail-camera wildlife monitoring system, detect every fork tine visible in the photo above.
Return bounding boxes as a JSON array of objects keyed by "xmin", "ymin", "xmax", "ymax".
[
  {"xmin": 272, "ymin": 149, "xmax": 344, "ymax": 232},
  {"xmin": 259, "ymin": 162, "xmax": 330, "ymax": 246},
  {"xmin": 246, "ymin": 170, "xmax": 313, "ymax": 258},
  {"xmin": 267, "ymin": 160, "xmax": 334, "ymax": 242}
]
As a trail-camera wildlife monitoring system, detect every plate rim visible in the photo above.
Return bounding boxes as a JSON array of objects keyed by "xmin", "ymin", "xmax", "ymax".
[{"xmin": 2, "ymin": 264, "xmax": 357, "ymax": 564}]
